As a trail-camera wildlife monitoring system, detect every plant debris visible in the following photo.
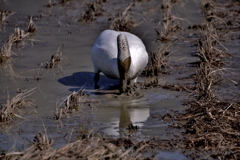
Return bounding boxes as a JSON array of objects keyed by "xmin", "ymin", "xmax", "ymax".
[
  {"xmin": 160, "ymin": 0, "xmax": 240, "ymax": 159},
  {"xmin": 0, "ymin": 10, "xmax": 14, "ymax": 23},
  {"xmin": 32, "ymin": 130, "xmax": 53, "ymax": 150},
  {"xmin": 1, "ymin": 129, "xmax": 147, "ymax": 160},
  {"xmin": 54, "ymin": 89, "xmax": 97, "ymax": 120},
  {"xmin": 109, "ymin": 3, "xmax": 135, "ymax": 32},
  {"xmin": 1, "ymin": 0, "xmax": 240, "ymax": 159},
  {"xmin": 79, "ymin": 0, "xmax": 105, "ymax": 23},
  {"xmin": 0, "ymin": 88, "xmax": 36, "ymax": 123},
  {"xmin": 156, "ymin": 0, "xmax": 182, "ymax": 42},
  {"xmin": 0, "ymin": 28, "xmax": 29, "ymax": 62},
  {"xmin": 44, "ymin": 44, "xmax": 64, "ymax": 70},
  {"xmin": 144, "ymin": 44, "xmax": 172, "ymax": 78},
  {"xmin": 27, "ymin": 16, "xmax": 36, "ymax": 33},
  {"xmin": 45, "ymin": 53, "xmax": 62, "ymax": 69}
]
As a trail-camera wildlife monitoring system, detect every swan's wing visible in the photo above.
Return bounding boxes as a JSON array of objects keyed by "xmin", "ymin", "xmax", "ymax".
[{"xmin": 91, "ymin": 30, "xmax": 119, "ymax": 78}]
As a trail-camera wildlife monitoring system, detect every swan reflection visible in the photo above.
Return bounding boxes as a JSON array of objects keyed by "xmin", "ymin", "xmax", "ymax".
[{"xmin": 96, "ymin": 101, "xmax": 149, "ymax": 136}]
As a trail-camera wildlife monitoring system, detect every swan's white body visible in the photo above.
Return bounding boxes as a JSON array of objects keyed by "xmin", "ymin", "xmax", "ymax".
[{"xmin": 91, "ymin": 30, "xmax": 148, "ymax": 91}]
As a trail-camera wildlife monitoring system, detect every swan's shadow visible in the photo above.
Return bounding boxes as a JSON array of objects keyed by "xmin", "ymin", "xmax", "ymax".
[{"xmin": 58, "ymin": 71, "xmax": 120, "ymax": 94}]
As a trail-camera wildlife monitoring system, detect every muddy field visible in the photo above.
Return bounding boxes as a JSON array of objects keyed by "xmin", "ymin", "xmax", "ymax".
[{"xmin": 0, "ymin": 0, "xmax": 240, "ymax": 159}]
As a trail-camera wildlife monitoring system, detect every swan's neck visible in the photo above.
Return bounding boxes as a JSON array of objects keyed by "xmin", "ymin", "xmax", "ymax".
[
  {"xmin": 117, "ymin": 34, "xmax": 131, "ymax": 92},
  {"xmin": 117, "ymin": 34, "xmax": 131, "ymax": 63}
]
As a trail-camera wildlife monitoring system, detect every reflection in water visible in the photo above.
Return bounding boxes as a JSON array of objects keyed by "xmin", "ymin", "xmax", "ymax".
[
  {"xmin": 58, "ymin": 71, "xmax": 150, "ymax": 136},
  {"xmin": 98, "ymin": 101, "xmax": 150, "ymax": 137},
  {"xmin": 119, "ymin": 106, "xmax": 131, "ymax": 128},
  {"xmin": 0, "ymin": 59, "xmax": 22, "ymax": 80},
  {"xmin": 119, "ymin": 106, "xmax": 132, "ymax": 136},
  {"xmin": 119, "ymin": 106, "xmax": 149, "ymax": 136},
  {"xmin": 156, "ymin": 151, "xmax": 187, "ymax": 160},
  {"xmin": 59, "ymin": 71, "xmax": 170, "ymax": 137}
]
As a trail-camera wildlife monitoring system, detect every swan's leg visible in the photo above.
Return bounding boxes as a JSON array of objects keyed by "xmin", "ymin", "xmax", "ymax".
[
  {"xmin": 129, "ymin": 77, "xmax": 137, "ymax": 87},
  {"xmin": 118, "ymin": 57, "xmax": 131, "ymax": 93},
  {"xmin": 94, "ymin": 72, "xmax": 100, "ymax": 89}
]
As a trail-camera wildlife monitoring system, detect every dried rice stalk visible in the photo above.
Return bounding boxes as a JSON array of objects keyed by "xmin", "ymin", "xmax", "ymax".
[
  {"xmin": 0, "ymin": 87, "xmax": 36, "ymax": 122},
  {"xmin": 0, "ymin": 28, "xmax": 29, "ymax": 61}
]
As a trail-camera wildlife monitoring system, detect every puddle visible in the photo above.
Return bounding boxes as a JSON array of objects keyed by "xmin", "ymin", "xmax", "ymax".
[
  {"xmin": 155, "ymin": 151, "xmax": 188, "ymax": 160},
  {"xmin": 0, "ymin": 0, "xmax": 201, "ymax": 157}
]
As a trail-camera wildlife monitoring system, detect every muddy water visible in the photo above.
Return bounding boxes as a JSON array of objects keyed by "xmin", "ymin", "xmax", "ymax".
[{"xmin": 0, "ymin": 0, "xmax": 200, "ymax": 155}]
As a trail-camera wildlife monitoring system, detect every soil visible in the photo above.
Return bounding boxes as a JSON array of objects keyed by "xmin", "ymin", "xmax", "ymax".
[{"xmin": 0, "ymin": 0, "xmax": 239, "ymax": 159}]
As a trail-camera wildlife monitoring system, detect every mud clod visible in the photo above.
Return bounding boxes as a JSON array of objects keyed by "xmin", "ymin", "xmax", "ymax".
[
  {"xmin": 127, "ymin": 123, "xmax": 139, "ymax": 133},
  {"xmin": 117, "ymin": 85, "xmax": 143, "ymax": 99}
]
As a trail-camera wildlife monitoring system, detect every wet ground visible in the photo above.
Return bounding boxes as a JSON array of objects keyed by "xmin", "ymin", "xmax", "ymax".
[{"xmin": 0, "ymin": 0, "xmax": 239, "ymax": 159}]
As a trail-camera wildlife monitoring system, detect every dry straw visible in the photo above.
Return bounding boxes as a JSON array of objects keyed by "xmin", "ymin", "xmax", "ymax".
[
  {"xmin": 172, "ymin": 1, "xmax": 240, "ymax": 159},
  {"xmin": 79, "ymin": 0, "xmax": 104, "ymax": 23},
  {"xmin": 0, "ymin": 87, "xmax": 36, "ymax": 123},
  {"xmin": 109, "ymin": 3, "xmax": 135, "ymax": 32},
  {"xmin": 156, "ymin": 0, "xmax": 183, "ymax": 42},
  {"xmin": 0, "ymin": 10, "xmax": 14, "ymax": 23},
  {"xmin": 0, "ymin": 28, "xmax": 29, "ymax": 61},
  {"xmin": 2, "ymin": 128, "xmax": 146, "ymax": 159},
  {"xmin": 54, "ymin": 89, "xmax": 97, "ymax": 120}
]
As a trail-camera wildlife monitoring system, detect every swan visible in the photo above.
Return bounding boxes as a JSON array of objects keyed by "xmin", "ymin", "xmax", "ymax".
[{"xmin": 91, "ymin": 29, "xmax": 148, "ymax": 93}]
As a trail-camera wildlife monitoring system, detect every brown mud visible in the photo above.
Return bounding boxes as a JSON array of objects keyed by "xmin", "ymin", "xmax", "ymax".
[{"xmin": 0, "ymin": 0, "xmax": 239, "ymax": 159}]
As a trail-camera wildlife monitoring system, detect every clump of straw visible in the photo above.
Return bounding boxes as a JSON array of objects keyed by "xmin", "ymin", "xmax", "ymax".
[{"xmin": 0, "ymin": 87, "xmax": 36, "ymax": 122}]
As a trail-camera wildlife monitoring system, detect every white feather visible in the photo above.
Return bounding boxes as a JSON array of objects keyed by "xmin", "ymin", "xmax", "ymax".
[{"xmin": 91, "ymin": 30, "xmax": 148, "ymax": 82}]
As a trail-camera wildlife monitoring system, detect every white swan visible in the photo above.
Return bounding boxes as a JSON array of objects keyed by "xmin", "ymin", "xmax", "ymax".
[{"xmin": 91, "ymin": 30, "xmax": 148, "ymax": 92}]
